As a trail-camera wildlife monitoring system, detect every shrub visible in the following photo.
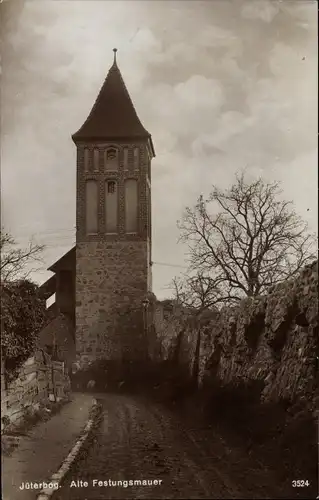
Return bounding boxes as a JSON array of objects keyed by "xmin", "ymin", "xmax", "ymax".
[{"xmin": 1, "ymin": 280, "xmax": 46, "ymax": 381}]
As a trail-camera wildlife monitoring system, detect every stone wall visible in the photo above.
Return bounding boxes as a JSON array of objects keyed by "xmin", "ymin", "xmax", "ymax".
[
  {"xmin": 76, "ymin": 240, "xmax": 150, "ymax": 367},
  {"xmin": 149, "ymin": 261, "xmax": 318, "ymax": 406},
  {"xmin": 147, "ymin": 299, "xmax": 199, "ymax": 377},
  {"xmin": 1, "ymin": 350, "xmax": 71, "ymax": 430}
]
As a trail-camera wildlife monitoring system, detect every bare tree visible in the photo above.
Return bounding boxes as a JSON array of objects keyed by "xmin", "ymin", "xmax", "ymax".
[
  {"xmin": 172, "ymin": 273, "xmax": 219, "ymax": 312},
  {"xmin": 0, "ymin": 229, "xmax": 45, "ymax": 283},
  {"xmin": 176, "ymin": 173, "xmax": 317, "ymax": 307}
]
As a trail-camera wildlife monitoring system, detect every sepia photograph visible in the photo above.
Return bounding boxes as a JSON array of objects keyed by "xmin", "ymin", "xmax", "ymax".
[{"xmin": 1, "ymin": 0, "xmax": 318, "ymax": 499}]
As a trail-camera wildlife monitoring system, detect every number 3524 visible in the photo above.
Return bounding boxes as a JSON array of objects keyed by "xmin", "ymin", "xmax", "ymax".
[{"xmin": 292, "ymin": 480, "xmax": 310, "ymax": 487}]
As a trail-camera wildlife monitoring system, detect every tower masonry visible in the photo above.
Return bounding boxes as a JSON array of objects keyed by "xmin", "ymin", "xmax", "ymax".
[{"xmin": 73, "ymin": 49, "xmax": 155, "ymax": 367}]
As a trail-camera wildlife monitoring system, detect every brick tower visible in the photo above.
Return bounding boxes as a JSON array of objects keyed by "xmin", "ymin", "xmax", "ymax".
[{"xmin": 72, "ymin": 49, "xmax": 155, "ymax": 368}]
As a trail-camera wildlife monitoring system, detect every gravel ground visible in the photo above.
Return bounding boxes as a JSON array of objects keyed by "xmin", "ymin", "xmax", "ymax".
[{"xmin": 54, "ymin": 393, "xmax": 287, "ymax": 500}]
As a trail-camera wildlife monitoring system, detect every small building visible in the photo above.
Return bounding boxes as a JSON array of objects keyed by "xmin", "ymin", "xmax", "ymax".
[{"xmin": 38, "ymin": 247, "xmax": 76, "ymax": 371}]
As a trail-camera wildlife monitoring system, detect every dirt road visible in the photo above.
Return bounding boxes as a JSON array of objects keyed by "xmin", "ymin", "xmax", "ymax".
[{"xmin": 55, "ymin": 394, "xmax": 280, "ymax": 499}]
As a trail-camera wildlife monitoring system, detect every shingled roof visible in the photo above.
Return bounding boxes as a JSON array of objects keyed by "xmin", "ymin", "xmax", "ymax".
[
  {"xmin": 48, "ymin": 246, "xmax": 75, "ymax": 273},
  {"xmin": 72, "ymin": 49, "xmax": 155, "ymax": 155}
]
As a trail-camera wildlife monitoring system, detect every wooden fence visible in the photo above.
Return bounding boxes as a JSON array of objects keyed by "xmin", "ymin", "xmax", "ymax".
[{"xmin": 1, "ymin": 350, "xmax": 71, "ymax": 429}]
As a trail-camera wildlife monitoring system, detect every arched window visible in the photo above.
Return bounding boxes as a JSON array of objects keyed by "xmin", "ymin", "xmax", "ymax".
[
  {"xmin": 104, "ymin": 148, "xmax": 118, "ymax": 170},
  {"xmin": 125, "ymin": 179, "xmax": 138, "ymax": 233},
  {"xmin": 84, "ymin": 148, "xmax": 90, "ymax": 172},
  {"xmin": 105, "ymin": 180, "xmax": 118, "ymax": 233},
  {"xmin": 85, "ymin": 180, "xmax": 98, "ymax": 234},
  {"xmin": 93, "ymin": 148, "xmax": 99, "ymax": 171}
]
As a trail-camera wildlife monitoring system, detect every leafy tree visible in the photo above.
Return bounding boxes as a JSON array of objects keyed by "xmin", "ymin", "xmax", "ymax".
[
  {"xmin": 1, "ymin": 279, "xmax": 46, "ymax": 380},
  {"xmin": 0, "ymin": 229, "xmax": 46, "ymax": 380},
  {"xmin": 175, "ymin": 173, "xmax": 317, "ymax": 308}
]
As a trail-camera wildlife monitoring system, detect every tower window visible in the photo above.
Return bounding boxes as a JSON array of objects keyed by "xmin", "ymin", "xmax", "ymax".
[
  {"xmin": 107, "ymin": 149, "xmax": 116, "ymax": 161},
  {"xmin": 107, "ymin": 181, "xmax": 116, "ymax": 194},
  {"xmin": 84, "ymin": 148, "xmax": 89, "ymax": 172},
  {"xmin": 125, "ymin": 179, "xmax": 138, "ymax": 233},
  {"xmin": 85, "ymin": 180, "xmax": 98, "ymax": 234},
  {"xmin": 123, "ymin": 148, "xmax": 129, "ymax": 169},
  {"xmin": 133, "ymin": 147, "xmax": 139, "ymax": 168},
  {"xmin": 105, "ymin": 148, "xmax": 118, "ymax": 170},
  {"xmin": 105, "ymin": 180, "xmax": 118, "ymax": 233},
  {"xmin": 93, "ymin": 148, "xmax": 99, "ymax": 171}
]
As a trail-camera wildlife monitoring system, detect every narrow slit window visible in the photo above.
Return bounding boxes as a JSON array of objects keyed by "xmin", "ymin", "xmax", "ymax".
[
  {"xmin": 84, "ymin": 148, "xmax": 90, "ymax": 172},
  {"xmin": 123, "ymin": 148, "xmax": 129, "ymax": 169},
  {"xmin": 133, "ymin": 147, "xmax": 139, "ymax": 168},
  {"xmin": 93, "ymin": 148, "xmax": 99, "ymax": 171},
  {"xmin": 85, "ymin": 180, "xmax": 98, "ymax": 234},
  {"xmin": 125, "ymin": 179, "xmax": 138, "ymax": 233}
]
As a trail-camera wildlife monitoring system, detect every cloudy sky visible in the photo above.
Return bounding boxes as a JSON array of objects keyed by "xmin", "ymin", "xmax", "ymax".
[{"xmin": 1, "ymin": 0, "xmax": 317, "ymax": 299}]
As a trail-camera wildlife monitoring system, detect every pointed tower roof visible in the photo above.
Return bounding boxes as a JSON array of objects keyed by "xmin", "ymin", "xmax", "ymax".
[{"xmin": 72, "ymin": 49, "xmax": 155, "ymax": 155}]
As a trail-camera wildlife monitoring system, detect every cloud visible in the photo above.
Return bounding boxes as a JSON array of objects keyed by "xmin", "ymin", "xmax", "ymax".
[
  {"xmin": 241, "ymin": 0, "xmax": 280, "ymax": 23},
  {"xmin": 175, "ymin": 75, "xmax": 224, "ymax": 109},
  {"xmin": 1, "ymin": 0, "xmax": 317, "ymax": 299}
]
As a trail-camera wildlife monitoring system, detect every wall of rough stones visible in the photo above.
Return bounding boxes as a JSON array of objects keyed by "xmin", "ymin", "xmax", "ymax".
[
  {"xmin": 147, "ymin": 299, "xmax": 200, "ymax": 378},
  {"xmin": 76, "ymin": 240, "xmax": 150, "ymax": 367},
  {"xmin": 1, "ymin": 350, "xmax": 71, "ymax": 430},
  {"xmin": 75, "ymin": 140, "xmax": 152, "ymax": 369},
  {"xmin": 149, "ymin": 261, "xmax": 318, "ymax": 405}
]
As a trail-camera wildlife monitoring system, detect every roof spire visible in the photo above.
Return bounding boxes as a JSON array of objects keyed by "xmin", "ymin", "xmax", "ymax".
[
  {"xmin": 72, "ymin": 48, "xmax": 155, "ymax": 157},
  {"xmin": 113, "ymin": 48, "xmax": 117, "ymax": 64}
]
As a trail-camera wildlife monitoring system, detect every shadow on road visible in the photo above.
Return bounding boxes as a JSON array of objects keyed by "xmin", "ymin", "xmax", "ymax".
[{"xmin": 70, "ymin": 360, "xmax": 317, "ymax": 499}]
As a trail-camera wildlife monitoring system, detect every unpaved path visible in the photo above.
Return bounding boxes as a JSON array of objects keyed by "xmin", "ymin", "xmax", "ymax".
[{"xmin": 56, "ymin": 394, "xmax": 280, "ymax": 499}]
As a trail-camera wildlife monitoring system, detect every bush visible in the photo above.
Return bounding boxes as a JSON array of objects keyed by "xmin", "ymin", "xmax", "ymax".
[{"xmin": 1, "ymin": 280, "xmax": 46, "ymax": 381}]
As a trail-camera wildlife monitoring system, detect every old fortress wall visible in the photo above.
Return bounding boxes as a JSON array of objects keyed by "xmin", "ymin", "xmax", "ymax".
[{"xmin": 149, "ymin": 260, "xmax": 318, "ymax": 407}]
